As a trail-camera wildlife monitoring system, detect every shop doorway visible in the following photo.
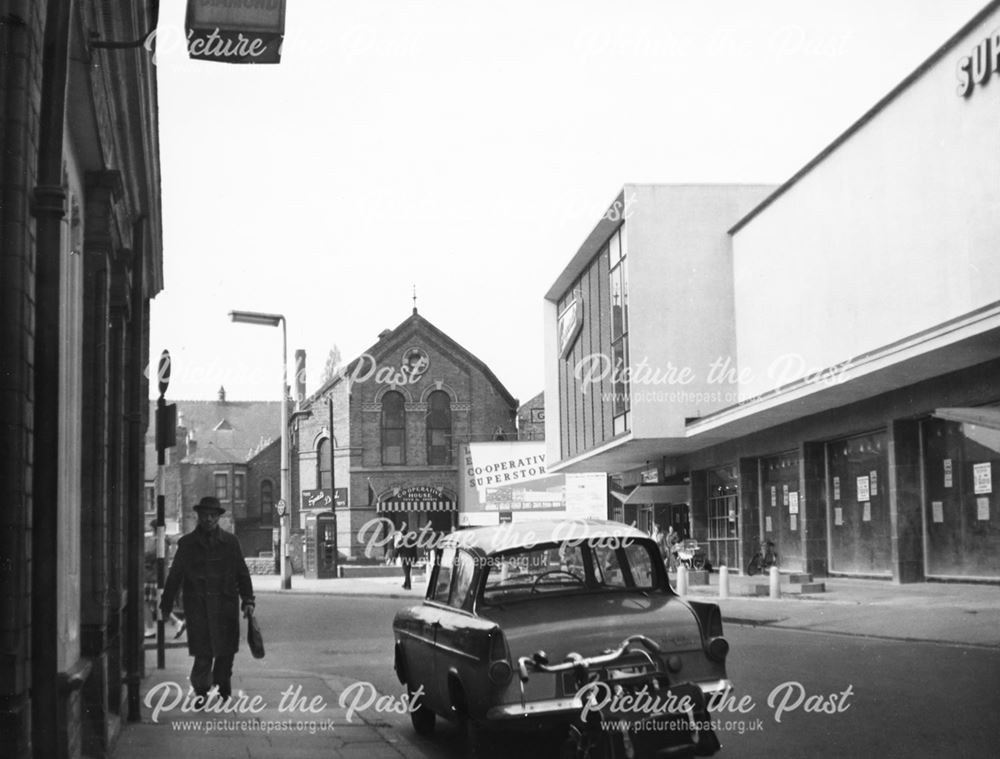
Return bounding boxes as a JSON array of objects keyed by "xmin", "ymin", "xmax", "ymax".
[{"xmin": 706, "ymin": 494, "xmax": 739, "ymax": 569}]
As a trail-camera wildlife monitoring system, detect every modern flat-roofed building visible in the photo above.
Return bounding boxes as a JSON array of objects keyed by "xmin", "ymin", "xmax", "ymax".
[{"xmin": 546, "ymin": 1, "xmax": 1000, "ymax": 583}]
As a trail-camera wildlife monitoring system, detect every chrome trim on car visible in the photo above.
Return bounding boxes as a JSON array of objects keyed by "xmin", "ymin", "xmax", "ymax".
[
  {"xmin": 486, "ymin": 697, "xmax": 582, "ymax": 720},
  {"xmin": 698, "ymin": 679, "xmax": 732, "ymax": 695}
]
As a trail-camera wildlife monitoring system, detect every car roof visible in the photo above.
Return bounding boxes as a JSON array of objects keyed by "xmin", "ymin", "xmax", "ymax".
[{"xmin": 441, "ymin": 518, "xmax": 650, "ymax": 555}]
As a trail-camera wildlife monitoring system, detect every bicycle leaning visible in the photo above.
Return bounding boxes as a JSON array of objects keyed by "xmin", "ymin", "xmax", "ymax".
[{"xmin": 745, "ymin": 540, "xmax": 778, "ymax": 576}]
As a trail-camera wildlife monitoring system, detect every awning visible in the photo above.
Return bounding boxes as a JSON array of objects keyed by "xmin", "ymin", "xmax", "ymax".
[
  {"xmin": 934, "ymin": 407, "xmax": 1000, "ymax": 430},
  {"xmin": 376, "ymin": 500, "xmax": 456, "ymax": 513},
  {"xmin": 622, "ymin": 485, "xmax": 689, "ymax": 506}
]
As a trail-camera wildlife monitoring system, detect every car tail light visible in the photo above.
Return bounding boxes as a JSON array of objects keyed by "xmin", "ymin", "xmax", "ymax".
[
  {"xmin": 706, "ymin": 636, "xmax": 729, "ymax": 663},
  {"xmin": 487, "ymin": 629, "xmax": 513, "ymax": 685},
  {"xmin": 489, "ymin": 660, "xmax": 513, "ymax": 685}
]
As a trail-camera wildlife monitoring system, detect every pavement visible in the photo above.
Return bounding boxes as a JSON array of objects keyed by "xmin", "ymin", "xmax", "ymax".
[{"xmin": 114, "ymin": 568, "xmax": 999, "ymax": 758}]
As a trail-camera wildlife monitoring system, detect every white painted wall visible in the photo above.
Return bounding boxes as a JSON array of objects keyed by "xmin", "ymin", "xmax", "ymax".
[
  {"xmin": 733, "ymin": 12, "xmax": 1000, "ymax": 400},
  {"xmin": 627, "ymin": 184, "xmax": 775, "ymax": 436}
]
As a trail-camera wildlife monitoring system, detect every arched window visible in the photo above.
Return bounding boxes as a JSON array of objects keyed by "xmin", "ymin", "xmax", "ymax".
[
  {"xmin": 426, "ymin": 390, "xmax": 452, "ymax": 465},
  {"xmin": 381, "ymin": 391, "xmax": 406, "ymax": 465},
  {"xmin": 260, "ymin": 479, "xmax": 274, "ymax": 523},
  {"xmin": 317, "ymin": 438, "xmax": 331, "ymax": 489}
]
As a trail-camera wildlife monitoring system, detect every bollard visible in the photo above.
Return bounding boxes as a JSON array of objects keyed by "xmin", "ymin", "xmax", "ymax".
[
  {"xmin": 677, "ymin": 565, "xmax": 689, "ymax": 596},
  {"xmin": 719, "ymin": 565, "xmax": 729, "ymax": 599},
  {"xmin": 769, "ymin": 565, "xmax": 781, "ymax": 599}
]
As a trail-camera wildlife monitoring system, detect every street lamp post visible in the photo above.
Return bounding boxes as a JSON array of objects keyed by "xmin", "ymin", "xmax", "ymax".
[{"xmin": 229, "ymin": 309, "xmax": 291, "ymax": 590}]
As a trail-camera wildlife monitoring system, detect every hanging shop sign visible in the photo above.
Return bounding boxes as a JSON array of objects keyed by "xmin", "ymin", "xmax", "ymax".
[{"xmin": 186, "ymin": 0, "xmax": 286, "ymax": 64}]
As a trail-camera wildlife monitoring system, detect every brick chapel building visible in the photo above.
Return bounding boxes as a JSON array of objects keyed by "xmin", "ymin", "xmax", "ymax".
[{"xmin": 291, "ymin": 309, "xmax": 519, "ymax": 560}]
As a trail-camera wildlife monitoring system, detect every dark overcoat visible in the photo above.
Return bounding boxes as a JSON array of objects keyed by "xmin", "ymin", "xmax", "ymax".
[{"xmin": 161, "ymin": 527, "xmax": 255, "ymax": 657}]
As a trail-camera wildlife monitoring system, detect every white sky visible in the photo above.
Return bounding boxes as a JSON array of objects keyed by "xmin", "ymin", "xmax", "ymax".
[{"xmin": 148, "ymin": 0, "xmax": 986, "ymax": 404}]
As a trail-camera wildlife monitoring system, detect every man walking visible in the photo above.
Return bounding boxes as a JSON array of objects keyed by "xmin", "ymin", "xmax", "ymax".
[
  {"xmin": 160, "ymin": 496, "xmax": 255, "ymax": 705},
  {"xmin": 395, "ymin": 522, "xmax": 418, "ymax": 590}
]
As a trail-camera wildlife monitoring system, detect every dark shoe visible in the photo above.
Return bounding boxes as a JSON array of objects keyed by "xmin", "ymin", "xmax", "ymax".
[{"xmin": 192, "ymin": 692, "xmax": 208, "ymax": 710}]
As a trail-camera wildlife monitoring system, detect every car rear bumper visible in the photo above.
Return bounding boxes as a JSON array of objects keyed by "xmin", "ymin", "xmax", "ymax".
[{"xmin": 485, "ymin": 678, "xmax": 733, "ymax": 720}]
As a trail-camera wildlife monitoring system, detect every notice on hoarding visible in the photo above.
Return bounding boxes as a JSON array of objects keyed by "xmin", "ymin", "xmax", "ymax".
[
  {"xmin": 765, "ymin": 515, "xmax": 773, "ymax": 532},
  {"xmin": 789, "ymin": 491, "xmax": 799, "ymax": 515},
  {"xmin": 833, "ymin": 476, "xmax": 840, "ymax": 501},
  {"xmin": 973, "ymin": 462, "xmax": 992, "ymax": 494},
  {"xmin": 790, "ymin": 513, "xmax": 797, "ymax": 531},
  {"xmin": 857, "ymin": 476, "xmax": 870, "ymax": 502},
  {"xmin": 943, "ymin": 459, "xmax": 953, "ymax": 488},
  {"xmin": 931, "ymin": 501, "xmax": 943, "ymax": 523},
  {"xmin": 862, "ymin": 502, "xmax": 871, "ymax": 522},
  {"xmin": 977, "ymin": 497, "xmax": 990, "ymax": 521},
  {"xmin": 770, "ymin": 486, "xmax": 776, "ymax": 508},
  {"xmin": 870, "ymin": 470, "xmax": 878, "ymax": 497},
  {"xmin": 834, "ymin": 507, "xmax": 843, "ymax": 526}
]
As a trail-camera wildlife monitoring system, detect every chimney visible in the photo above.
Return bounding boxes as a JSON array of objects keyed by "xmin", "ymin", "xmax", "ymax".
[
  {"xmin": 218, "ymin": 385, "xmax": 226, "ymax": 402},
  {"xmin": 295, "ymin": 349, "xmax": 306, "ymax": 407}
]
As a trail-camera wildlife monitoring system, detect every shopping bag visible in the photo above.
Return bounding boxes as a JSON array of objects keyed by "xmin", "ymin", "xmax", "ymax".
[{"xmin": 247, "ymin": 612, "xmax": 265, "ymax": 659}]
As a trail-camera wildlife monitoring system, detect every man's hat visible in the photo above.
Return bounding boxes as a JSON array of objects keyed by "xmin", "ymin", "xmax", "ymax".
[{"xmin": 194, "ymin": 496, "xmax": 226, "ymax": 514}]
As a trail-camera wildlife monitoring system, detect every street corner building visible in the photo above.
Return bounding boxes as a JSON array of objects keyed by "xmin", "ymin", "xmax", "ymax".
[
  {"xmin": 0, "ymin": 1, "xmax": 163, "ymax": 757},
  {"xmin": 142, "ymin": 390, "xmax": 282, "ymax": 564},
  {"xmin": 289, "ymin": 309, "xmax": 520, "ymax": 568},
  {"xmin": 544, "ymin": 3, "xmax": 1000, "ymax": 585}
]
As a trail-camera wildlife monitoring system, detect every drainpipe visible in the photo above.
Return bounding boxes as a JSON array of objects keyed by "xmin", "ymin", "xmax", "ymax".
[{"xmin": 31, "ymin": 0, "xmax": 74, "ymax": 755}]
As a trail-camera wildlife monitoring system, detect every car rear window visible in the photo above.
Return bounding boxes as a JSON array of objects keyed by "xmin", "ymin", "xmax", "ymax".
[{"xmin": 481, "ymin": 538, "xmax": 659, "ymax": 602}]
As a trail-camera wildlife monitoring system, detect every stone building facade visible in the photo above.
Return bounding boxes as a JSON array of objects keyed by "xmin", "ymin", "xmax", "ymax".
[
  {"xmin": 0, "ymin": 1, "xmax": 162, "ymax": 756},
  {"xmin": 291, "ymin": 310, "xmax": 519, "ymax": 560}
]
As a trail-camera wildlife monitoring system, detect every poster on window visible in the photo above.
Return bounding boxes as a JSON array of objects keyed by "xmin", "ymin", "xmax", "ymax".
[
  {"xmin": 943, "ymin": 459, "xmax": 953, "ymax": 488},
  {"xmin": 834, "ymin": 507, "xmax": 843, "ymax": 526},
  {"xmin": 790, "ymin": 513, "xmax": 797, "ymax": 531},
  {"xmin": 870, "ymin": 470, "xmax": 878, "ymax": 497},
  {"xmin": 770, "ymin": 486, "xmax": 776, "ymax": 508},
  {"xmin": 977, "ymin": 497, "xmax": 990, "ymax": 521},
  {"xmin": 862, "ymin": 502, "xmax": 871, "ymax": 522},
  {"xmin": 973, "ymin": 463, "xmax": 992, "ymax": 495},
  {"xmin": 931, "ymin": 501, "xmax": 943, "ymax": 523},
  {"xmin": 782, "ymin": 484, "xmax": 789, "ymax": 506},
  {"xmin": 857, "ymin": 476, "xmax": 870, "ymax": 502},
  {"xmin": 833, "ymin": 476, "xmax": 840, "ymax": 501},
  {"xmin": 789, "ymin": 491, "xmax": 799, "ymax": 515},
  {"xmin": 765, "ymin": 515, "xmax": 772, "ymax": 532}
]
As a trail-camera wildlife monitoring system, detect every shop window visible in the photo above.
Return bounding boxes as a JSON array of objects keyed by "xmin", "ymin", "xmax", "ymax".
[
  {"xmin": 922, "ymin": 417, "xmax": 1000, "ymax": 579},
  {"xmin": 318, "ymin": 438, "xmax": 331, "ymax": 489},
  {"xmin": 381, "ymin": 391, "xmax": 406, "ymax": 465},
  {"xmin": 609, "ymin": 228, "xmax": 630, "ymax": 435},
  {"xmin": 706, "ymin": 465, "xmax": 739, "ymax": 569},
  {"xmin": 826, "ymin": 431, "xmax": 890, "ymax": 575},
  {"xmin": 144, "ymin": 485, "xmax": 156, "ymax": 519},
  {"xmin": 214, "ymin": 472, "xmax": 228, "ymax": 501},
  {"xmin": 260, "ymin": 479, "xmax": 274, "ymax": 523},
  {"xmin": 426, "ymin": 391, "xmax": 452, "ymax": 465}
]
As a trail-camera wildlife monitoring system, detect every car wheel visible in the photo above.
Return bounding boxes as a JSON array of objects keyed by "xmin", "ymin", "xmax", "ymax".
[{"xmin": 408, "ymin": 693, "xmax": 435, "ymax": 737}]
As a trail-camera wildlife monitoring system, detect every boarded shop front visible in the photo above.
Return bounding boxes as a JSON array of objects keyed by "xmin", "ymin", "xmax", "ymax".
[
  {"xmin": 922, "ymin": 416, "xmax": 1000, "ymax": 580},
  {"xmin": 827, "ymin": 431, "xmax": 891, "ymax": 576}
]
